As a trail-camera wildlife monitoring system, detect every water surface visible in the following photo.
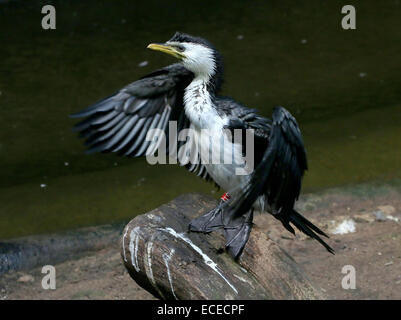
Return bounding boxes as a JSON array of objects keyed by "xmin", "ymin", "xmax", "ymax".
[{"xmin": 0, "ymin": 0, "xmax": 400, "ymax": 238}]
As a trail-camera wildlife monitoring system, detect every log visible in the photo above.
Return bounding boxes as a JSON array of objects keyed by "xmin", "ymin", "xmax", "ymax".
[
  {"xmin": 1, "ymin": 223, "xmax": 124, "ymax": 275},
  {"xmin": 121, "ymin": 193, "xmax": 325, "ymax": 300}
]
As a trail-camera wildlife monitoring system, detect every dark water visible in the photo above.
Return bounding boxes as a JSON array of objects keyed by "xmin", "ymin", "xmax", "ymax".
[{"xmin": 0, "ymin": 0, "xmax": 400, "ymax": 239}]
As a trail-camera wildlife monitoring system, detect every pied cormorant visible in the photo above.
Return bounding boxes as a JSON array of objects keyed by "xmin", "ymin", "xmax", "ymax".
[{"xmin": 71, "ymin": 32, "xmax": 334, "ymax": 259}]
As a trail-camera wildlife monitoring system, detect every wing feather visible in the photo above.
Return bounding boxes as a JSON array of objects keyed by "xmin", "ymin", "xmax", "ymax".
[
  {"xmin": 225, "ymin": 106, "xmax": 333, "ymax": 253},
  {"xmin": 71, "ymin": 63, "xmax": 215, "ymax": 183}
]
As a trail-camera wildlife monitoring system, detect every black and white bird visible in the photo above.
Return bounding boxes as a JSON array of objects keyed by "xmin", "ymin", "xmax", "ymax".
[{"xmin": 71, "ymin": 32, "xmax": 334, "ymax": 259}]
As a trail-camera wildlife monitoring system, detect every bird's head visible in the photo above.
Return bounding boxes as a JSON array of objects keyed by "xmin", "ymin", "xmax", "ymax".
[{"xmin": 147, "ymin": 32, "xmax": 222, "ymax": 83}]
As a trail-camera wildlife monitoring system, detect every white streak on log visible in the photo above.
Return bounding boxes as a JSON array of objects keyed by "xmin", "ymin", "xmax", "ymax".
[
  {"xmin": 145, "ymin": 241, "xmax": 154, "ymax": 280},
  {"xmin": 144, "ymin": 237, "xmax": 165, "ymax": 299},
  {"xmin": 159, "ymin": 227, "xmax": 238, "ymax": 295},
  {"xmin": 162, "ymin": 249, "xmax": 177, "ymax": 300},
  {"xmin": 129, "ymin": 227, "xmax": 141, "ymax": 272},
  {"xmin": 233, "ymin": 274, "xmax": 254, "ymax": 289},
  {"xmin": 122, "ymin": 226, "xmax": 129, "ymax": 262}
]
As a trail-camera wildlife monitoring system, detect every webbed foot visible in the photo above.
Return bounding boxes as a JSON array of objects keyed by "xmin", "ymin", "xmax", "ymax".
[
  {"xmin": 188, "ymin": 200, "xmax": 225, "ymax": 233},
  {"xmin": 224, "ymin": 209, "xmax": 254, "ymax": 259}
]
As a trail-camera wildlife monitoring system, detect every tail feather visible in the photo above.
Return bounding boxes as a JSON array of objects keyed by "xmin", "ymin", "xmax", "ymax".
[
  {"xmin": 292, "ymin": 209, "xmax": 329, "ymax": 238},
  {"xmin": 286, "ymin": 209, "xmax": 335, "ymax": 254}
]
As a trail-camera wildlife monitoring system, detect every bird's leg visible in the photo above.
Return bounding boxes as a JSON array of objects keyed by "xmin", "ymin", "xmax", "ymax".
[
  {"xmin": 224, "ymin": 208, "xmax": 254, "ymax": 260},
  {"xmin": 188, "ymin": 193, "xmax": 231, "ymax": 233}
]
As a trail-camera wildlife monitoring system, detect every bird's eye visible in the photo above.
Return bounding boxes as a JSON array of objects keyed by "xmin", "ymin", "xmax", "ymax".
[{"xmin": 175, "ymin": 45, "xmax": 185, "ymax": 52}]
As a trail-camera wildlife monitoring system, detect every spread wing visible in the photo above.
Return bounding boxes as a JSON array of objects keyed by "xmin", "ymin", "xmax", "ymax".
[
  {"xmin": 226, "ymin": 106, "xmax": 333, "ymax": 253},
  {"xmin": 224, "ymin": 106, "xmax": 306, "ymax": 215},
  {"xmin": 70, "ymin": 63, "xmax": 212, "ymax": 181}
]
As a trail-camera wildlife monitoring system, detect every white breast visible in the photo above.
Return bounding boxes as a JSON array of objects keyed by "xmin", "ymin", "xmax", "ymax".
[{"xmin": 183, "ymin": 78, "xmax": 248, "ymax": 192}]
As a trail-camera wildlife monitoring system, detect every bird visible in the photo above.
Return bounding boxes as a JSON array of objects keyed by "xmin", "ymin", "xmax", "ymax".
[{"xmin": 70, "ymin": 32, "xmax": 334, "ymax": 259}]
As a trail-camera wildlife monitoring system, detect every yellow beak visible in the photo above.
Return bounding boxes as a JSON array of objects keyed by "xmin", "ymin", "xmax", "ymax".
[{"xmin": 147, "ymin": 43, "xmax": 185, "ymax": 60}]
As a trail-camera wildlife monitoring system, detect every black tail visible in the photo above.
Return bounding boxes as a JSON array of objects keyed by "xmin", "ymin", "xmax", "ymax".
[{"xmin": 281, "ymin": 209, "xmax": 335, "ymax": 255}]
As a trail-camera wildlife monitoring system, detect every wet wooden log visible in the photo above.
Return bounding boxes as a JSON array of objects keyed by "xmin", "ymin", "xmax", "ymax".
[{"xmin": 121, "ymin": 193, "xmax": 325, "ymax": 300}]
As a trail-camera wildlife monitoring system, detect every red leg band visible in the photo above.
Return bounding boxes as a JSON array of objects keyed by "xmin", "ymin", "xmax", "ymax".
[{"xmin": 221, "ymin": 192, "xmax": 231, "ymax": 202}]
